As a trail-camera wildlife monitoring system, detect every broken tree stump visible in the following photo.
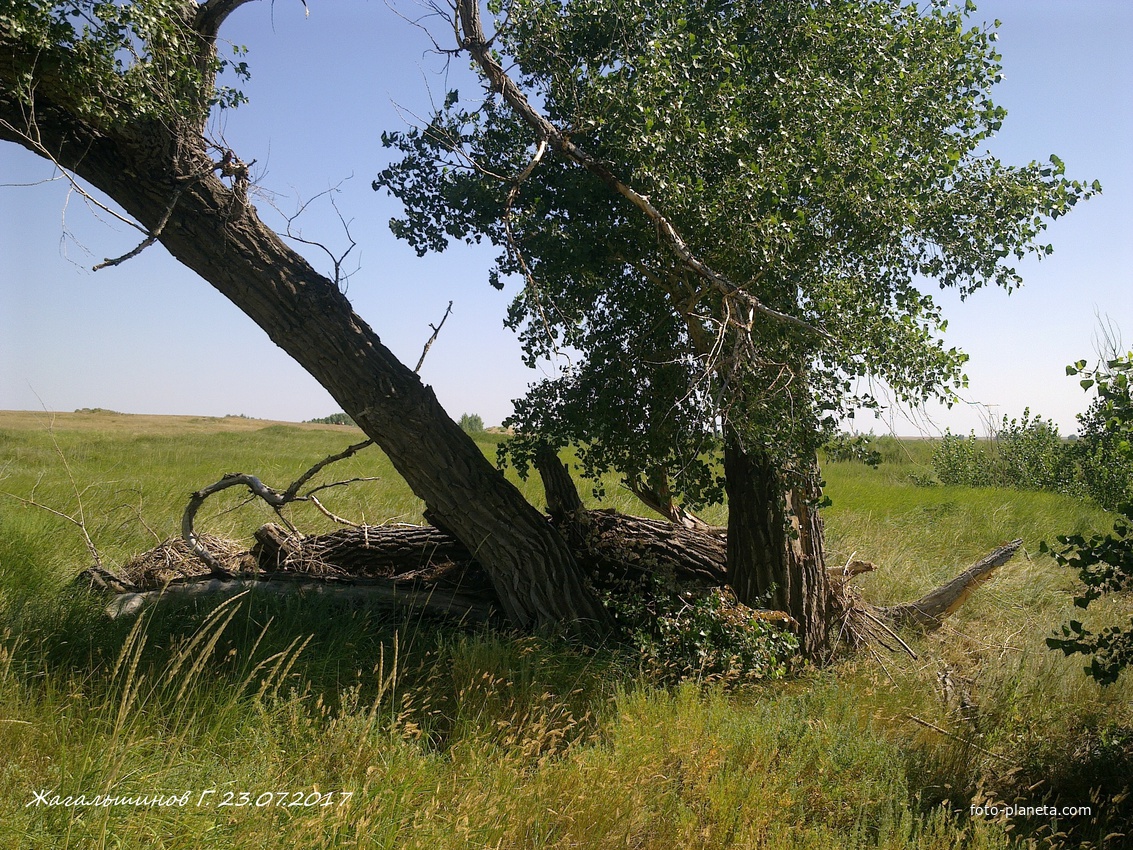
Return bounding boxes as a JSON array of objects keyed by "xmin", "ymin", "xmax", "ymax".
[{"xmin": 877, "ymin": 538, "xmax": 1024, "ymax": 629}]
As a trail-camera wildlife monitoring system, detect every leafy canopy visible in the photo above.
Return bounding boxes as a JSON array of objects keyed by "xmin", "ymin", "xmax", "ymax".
[
  {"xmin": 1046, "ymin": 353, "xmax": 1133, "ymax": 684},
  {"xmin": 373, "ymin": 0, "xmax": 1093, "ymax": 503},
  {"xmin": 0, "ymin": 0, "xmax": 249, "ymax": 132}
]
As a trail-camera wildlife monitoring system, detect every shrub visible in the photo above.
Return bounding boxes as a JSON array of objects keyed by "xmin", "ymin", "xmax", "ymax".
[
  {"xmin": 458, "ymin": 413, "xmax": 485, "ymax": 434},
  {"xmin": 996, "ymin": 409, "xmax": 1074, "ymax": 491},
  {"xmin": 932, "ymin": 430, "xmax": 993, "ymax": 487},
  {"xmin": 1072, "ymin": 398, "xmax": 1133, "ymax": 511},
  {"xmin": 306, "ymin": 412, "xmax": 356, "ymax": 426},
  {"xmin": 1047, "ymin": 352, "xmax": 1133, "ymax": 684},
  {"xmin": 931, "ymin": 409, "xmax": 1074, "ymax": 492},
  {"xmin": 602, "ymin": 580, "xmax": 798, "ymax": 686}
]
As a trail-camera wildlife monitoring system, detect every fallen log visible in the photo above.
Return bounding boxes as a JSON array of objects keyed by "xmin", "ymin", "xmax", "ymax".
[
  {"xmin": 92, "ymin": 526, "xmax": 1022, "ymax": 638},
  {"xmin": 534, "ymin": 446, "xmax": 727, "ymax": 586},
  {"xmin": 91, "ymin": 439, "xmax": 1024, "ymax": 639},
  {"xmin": 561, "ymin": 510, "xmax": 727, "ymax": 586},
  {"xmin": 104, "ymin": 573, "xmax": 498, "ymax": 623},
  {"xmin": 252, "ymin": 521, "xmax": 482, "ymax": 583},
  {"xmin": 251, "ymin": 513, "xmax": 728, "ymax": 586},
  {"xmin": 877, "ymin": 539, "xmax": 1024, "ymax": 629}
]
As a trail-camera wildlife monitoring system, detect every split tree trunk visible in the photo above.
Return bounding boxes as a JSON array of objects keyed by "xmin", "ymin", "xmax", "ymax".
[
  {"xmin": 725, "ymin": 433, "xmax": 833, "ymax": 659},
  {"xmin": 0, "ymin": 80, "xmax": 609, "ymax": 633}
]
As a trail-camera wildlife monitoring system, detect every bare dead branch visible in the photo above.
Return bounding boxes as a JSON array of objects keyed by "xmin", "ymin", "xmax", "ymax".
[
  {"xmin": 305, "ymin": 494, "xmax": 366, "ymax": 528},
  {"xmin": 382, "ymin": 0, "xmax": 464, "ymax": 58},
  {"xmin": 183, "ymin": 440, "xmax": 378, "ymax": 574},
  {"xmin": 274, "ymin": 180, "xmax": 360, "ymax": 289},
  {"xmin": 183, "ymin": 473, "xmax": 285, "ymax": 575},
  {"xmin": 0, "ymin": 411, "xmax": 110, "ymax": 575},
  {"xmin": 624, "ymin": 472, "xmax": 711, "ymax": 530},
  {"xmin": 826, "ymin": 553, "xmax": 876, "ymax": 586},
  {"xmin": 0, "ymin": 118, "xmax": 148, "ymax": 235},
  {"xmin": 907, "ymin": 715, "xmax": 1016, "ymax": 765},
  {"xmin": 414, "ymin": 300, "xmax": 454, "ymax": 373},
  {"xmin": 856, "ymin": 606, "xmax": 918, "ymax": 659},
  {"xmin": 880, "ymin": 539, "xmax": 1023, "ymax": 629},
  {"xmin": 281, "ymin": 438, "xmax": 375, "ymax": 500},
  {"xmin": 93, "ymin": 181, "xmax": 189, "ymax": 270},
  {"xmin": 0, "ymin": 173, "xmax": 67, "ymax": 188},
  {"xmin": 3, "ymin": 490, "xmax": 104, "ymax": 570}
]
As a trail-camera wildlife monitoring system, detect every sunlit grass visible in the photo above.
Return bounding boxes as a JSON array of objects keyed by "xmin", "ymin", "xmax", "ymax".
[{"xmin": 1, "ymin": 410, "xmax": 1131, "ymax": 847}]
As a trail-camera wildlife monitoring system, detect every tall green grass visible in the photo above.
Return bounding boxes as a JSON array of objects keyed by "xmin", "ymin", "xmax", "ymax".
[{"xmin": 1, "ymin": 412, "xmax": 1131, "ymax": 847}]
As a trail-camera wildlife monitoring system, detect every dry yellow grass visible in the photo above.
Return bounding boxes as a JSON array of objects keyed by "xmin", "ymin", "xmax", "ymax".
[{"xmin": 0, "ymin": 409, "xmax": 361, "ymax": 436}]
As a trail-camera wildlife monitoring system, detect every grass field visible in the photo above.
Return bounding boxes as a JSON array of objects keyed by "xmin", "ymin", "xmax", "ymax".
[{"xmin": 1, "ymin": 410, "xmax": 1131, "ymax": 848}]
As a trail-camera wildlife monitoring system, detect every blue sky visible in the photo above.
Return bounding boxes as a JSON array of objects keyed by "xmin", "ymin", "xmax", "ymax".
[{"xmin": 1, "ymin": 0, "xmax": 1130, "ymax": 435}]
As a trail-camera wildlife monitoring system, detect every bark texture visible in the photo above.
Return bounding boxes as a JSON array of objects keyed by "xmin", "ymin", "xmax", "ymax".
[
  {"xmin": 725, "ymin": 435, "xmax": 833, "ymax": 659},
  {"xmin": 879, "ymin": 538, "xmax": 1023, "ymax": 629}
]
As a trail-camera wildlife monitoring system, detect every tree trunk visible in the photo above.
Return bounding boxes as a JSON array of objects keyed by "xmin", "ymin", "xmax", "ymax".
[
  {"xmin": 0, "ymin": 88, "xmax": 609, "ymax": 633},
  {"xmin": 724, "ymin": 432, "xmax": 832, "ymax": 659}
]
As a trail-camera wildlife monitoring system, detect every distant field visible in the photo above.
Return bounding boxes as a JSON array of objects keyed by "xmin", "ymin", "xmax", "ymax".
[
  {"xmin": 2, "ymin": 410, "xmax": 1131, "ymax": 848},
  {"xmin": 0, "ymin": 408, "xmax": 362, "ymax": 434}
]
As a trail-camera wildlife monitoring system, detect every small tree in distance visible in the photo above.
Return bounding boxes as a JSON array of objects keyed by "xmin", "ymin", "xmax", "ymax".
[
  {"xmin": 459, "ymin": 413, "xmax": 485, "ymax": 435},
  {"xmin": 307, "ymin": 412, "xmax": 357, "ymax": 427}
]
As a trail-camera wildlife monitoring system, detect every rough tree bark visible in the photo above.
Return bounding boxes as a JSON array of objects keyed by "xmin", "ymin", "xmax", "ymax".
[
  {"xmin": 725, "ymin": 433, "xmax": 833, "ymax": 659},
  {"xmin": 0, "ymin": 4, "xmax": 609, "ymax": 633}
]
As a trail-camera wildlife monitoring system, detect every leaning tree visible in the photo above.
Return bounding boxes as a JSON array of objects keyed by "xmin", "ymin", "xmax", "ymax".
[
  {"xmin": 0, "ymin": 0, "xmax": 611, "ymax": 631},
  {"xmin": 376, "ymin": 0, "xmax": 1096, "ymax": 654}
]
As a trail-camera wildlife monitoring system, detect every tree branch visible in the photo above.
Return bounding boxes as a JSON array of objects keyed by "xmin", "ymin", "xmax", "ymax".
[
  {"xmin": 880, "ymin": 539, "xmax": 1023, "ymax": 629},
  {"xmin": 414, "ymin": 300, "xmax": 454, "ymax": 373},
  {"xmin": 92, "ymin": 180, "xmax": 190, "ymax": 270},
  {"xmin": 183, "ymin": 440, "xmax": 378, "ymax": 576},
  {"xmin": 193, "ymin": 0, "xmax": 264, "ymax": 39},
  {"xmin": 274, "ymin": 181, "xmax": 359, "ymax": 289},
  {"xmin": 453, "ymin": 0, "xmax": 832, "ymax": 344}
]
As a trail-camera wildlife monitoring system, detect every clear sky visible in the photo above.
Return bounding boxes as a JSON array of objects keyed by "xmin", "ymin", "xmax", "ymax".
[{"xmin": 1, "ymin": 0, "xmax": 1130, "ymax": 435}]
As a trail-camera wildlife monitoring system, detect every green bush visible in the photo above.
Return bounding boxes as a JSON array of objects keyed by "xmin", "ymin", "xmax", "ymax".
[
  {"xmin": 306, "ymin": 412, "xmax": 356, "ymax": 426},
  {"xmin": 1071, "ymin": 398, "xmax": 1133, "ymax": 511},
  {"xmin": 458, "ymin": 413, "xmax": 485, "ymax": 434},
  {"xmin": 931, "ymin": 430, "xmax": 993, "ymax": 487},
  {"xmin": 931, "ymin": 409, "xmax": 1074, "ymax": 492},
  {"xmin": 603, "ymin": 581, "xmax": 798, "ymax": 686},
  {"xmin": 997, "ymin": 410, "xmax": 1074, "ymax": 491},
  {"xmin": 1047, "ymin": 353, "xmax": 1133, "ymax": 684}
]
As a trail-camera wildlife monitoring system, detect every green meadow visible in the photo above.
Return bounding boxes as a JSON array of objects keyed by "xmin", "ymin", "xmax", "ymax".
[{"xmin": 1, "ymin": 410, "xmax": 1131, "ymax": 848}]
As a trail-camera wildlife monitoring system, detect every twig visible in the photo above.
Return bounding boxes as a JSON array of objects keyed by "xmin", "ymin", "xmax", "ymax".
[
  {"xmin": 857, "ymin": 607, "xmax": 919, "ymax": 659},
  {"xmin": 3, "ymin": 491, "xmax": 101, "ymax": 570},
  {"xmin": 183, "ymin": 440, "xmax": 378, "ymax": 575},
  {"xmin": 0, "ymin": 118, "xmax": 149, "ymax": 236},
  {"xmin": 93, "ymin": 182, "xmax": 189, "ymax": 270},
  {"xmin": 907, "ymin": 715, "xmax": 1016, "ymax": 765},
  {"xmin": 281, "ymin": 439, "xmax": 374, "ymax": 501},
  {"xmin": 275, "ymin": 180, "xmax": 360, "ymax": 289},
  {"xmin": 414, "ymin": 301, "xmax": 454, "ymax": 373}
]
